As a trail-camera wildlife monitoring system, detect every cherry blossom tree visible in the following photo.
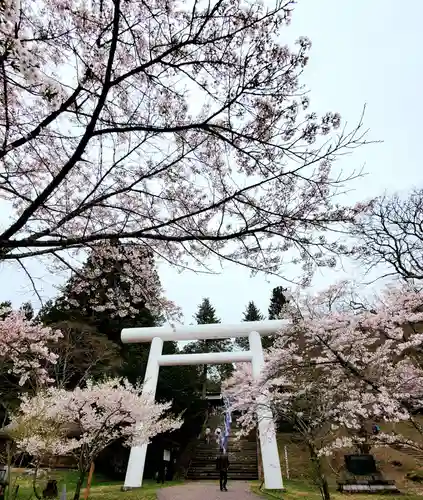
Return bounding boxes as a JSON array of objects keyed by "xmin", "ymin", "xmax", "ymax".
[
  {"xmin": 223, "ymin": 359, "xmax": 346, "ymax": 500},
  {"xmin": 0, "ymin": 306, "xmax": 61, "ymax": 431},
  {"xmin": 11, "ymin": 378, "xmax": 181, "ymax": 500},
  {"xmin": 0, "ymin": 308, "xmax": 61, "ymax": 389},
  {"xmin": 271, "ymin": 282, "xmax": 423, "ymax": 432},
  {"xmin": 224, "ymin": 283, "xmax": 423, "ymax": 499},
  {"xmin": 290, "ymin": 284, "xmax": 423, "ymax": 420},
  {"xmin": 0, "ymin": 0, "xmax": 369, "ymax": 285}
]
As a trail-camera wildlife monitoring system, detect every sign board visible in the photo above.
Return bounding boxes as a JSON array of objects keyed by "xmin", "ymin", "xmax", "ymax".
[{"xmin": 163, "ymin": 450, "xmax": 171, "ymax": 462}]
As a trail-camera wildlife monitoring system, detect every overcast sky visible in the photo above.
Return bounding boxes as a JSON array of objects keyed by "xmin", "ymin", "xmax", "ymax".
[{"xmin": 1, "ymin": 0, "xmax": 422, "ymax": 324}]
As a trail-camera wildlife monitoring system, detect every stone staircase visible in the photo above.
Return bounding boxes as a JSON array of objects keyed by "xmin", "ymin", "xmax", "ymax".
[{"xmin": 186, "ymin": 420, "xmax": 258, "ymax": 481}]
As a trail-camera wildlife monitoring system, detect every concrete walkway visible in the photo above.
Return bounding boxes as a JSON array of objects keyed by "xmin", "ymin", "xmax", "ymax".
[{"xmin": 157, "ymin": 482, "xmax": 262, "ymax": 500}]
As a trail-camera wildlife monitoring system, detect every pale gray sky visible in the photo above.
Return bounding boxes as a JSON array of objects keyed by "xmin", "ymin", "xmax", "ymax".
[{"xmin": 1, "ymin": 0, "xmax": 422, "ymax": 323}]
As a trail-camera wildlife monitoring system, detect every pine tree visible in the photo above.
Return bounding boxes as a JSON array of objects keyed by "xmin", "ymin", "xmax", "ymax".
[
  {"xmin": 243, "ymin": 301, "xmax": 265, "ymax": 322},
  {"xmin": 235, "ymin": 301, "xmax": 265, "ymax": 349},
  {"xmin": 268, "ymin": 286, "xmax": 289, "ymax": 319},
  {"xmin": 194, "ymin": 298, "xmax": 220, "ymax": 325},
  {"xmin": 263, "ymin": 286, "xmax": 290, "ymax": 349},
  {"xmin": 184, "ymin": 298, "xmax": 232, "ymax": 397},
  {"xmin": 40, "ymin": 242, "xmax": 166, "ymax": 386}
]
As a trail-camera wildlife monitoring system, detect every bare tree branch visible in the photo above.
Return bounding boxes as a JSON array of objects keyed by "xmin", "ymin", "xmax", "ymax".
[{"xmin": 352, "ymin": 188, "xmax": 423, "ymax": 282}]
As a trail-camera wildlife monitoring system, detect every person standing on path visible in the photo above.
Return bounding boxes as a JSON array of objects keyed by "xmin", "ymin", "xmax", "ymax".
[
  {"xmin": 156, "ymin": 460, "xmax": 166, "ymax": 484},
  {"xmin": 214, "ymin": 426, "xmax": 222, "ymax": 446},
  {"xmin": 205, "ymin": 425, "xmax": 211, "ymax": 444},
  {"xmin": 216, "ymin": 449, "xmax": 229, "ymax": 492}
]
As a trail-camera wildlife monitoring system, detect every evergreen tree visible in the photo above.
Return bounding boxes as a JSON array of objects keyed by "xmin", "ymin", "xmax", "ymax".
[
  {"xmin": 243, "ymin": 301, "xmax": 265, "ymax": 322},
  {"xmin": 19, "ymin": 301, "xmax": 34, "ymax": 321},
  {"xmin": 0, "ymin": 300, "xmax": 12, "ymax": 320},
  {"xmin": 194, "ymin": 298, "xmax": 220, "ymax": 325},
  {"xmin": 37, "ymin": 300, "xmax": 131, "ymax": 388},
  {"xmin": 39, "ymin": 242, "xmax": 166, "ymax": 387},
  {"xmin": 262, "ymin": 286, "xmax": 290, "ymax": 349},
  {"xmin": 184, "ymin": 298, "xmax": 233, "ymax": 397},
  {"xmin": 235, "ymin": 301, "xmax": 265, "ymax": 349},
  {"xmin": 268, "ymin": 286, "xmax": 289, "ymax": 319}
]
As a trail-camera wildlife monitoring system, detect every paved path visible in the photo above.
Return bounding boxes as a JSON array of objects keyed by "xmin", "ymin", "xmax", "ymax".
[{"xmin": 157, "ymin": 482, "xmax": 262, "ymax": 500}]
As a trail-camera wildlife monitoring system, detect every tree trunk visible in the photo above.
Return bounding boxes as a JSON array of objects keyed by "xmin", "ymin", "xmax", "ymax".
[
  {"xmin": 307, "ymin": 442, "xmax": 331, "ymax": 500},
  {"xmin": 73, "ymin": 471, "xmax": 86, "ymax": 500},
  {"xmin": 320, "ymin": 474, "xmax": 331, "ymax": 500},
  {"xmin": 357, "ymin": 424, "xmax": 371, "ymax": 454},
  {"xmin": 201, "ymin": 364, "xmax": 207, "ymax": 399}
]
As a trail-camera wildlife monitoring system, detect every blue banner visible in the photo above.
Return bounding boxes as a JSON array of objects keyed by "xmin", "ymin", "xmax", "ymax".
[
  {"xmin": 222, "ymin": 395, "xmax": 232, "ymax": 452},
  {"xmin": 222, "ymin": 434, "xmax": 229, "ymax": 451}
]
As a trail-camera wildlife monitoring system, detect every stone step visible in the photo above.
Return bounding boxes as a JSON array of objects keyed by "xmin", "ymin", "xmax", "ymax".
[
  {"xmin": 196, "ymin": 443, "xmax": 257, "ymax": 450},
  {"xmin": 187, "ymin": 471, "xmax": 259, "ymax": 476},
  {"xmin": 190, "ymin": 464, "xmax": 257, "ymax": 471},
  {"xmin": 196, "ymin": 446, "xmax": 257, "ymax": 450},
  {"xmin": 187, "ymin": 472, "xmax": 258, "ymax": 481},
  {"xmin": 188, "ymin": 424, "xmax": 258, "ymax": 481},
  {"xmin": 196, "ymin": 450, "xmax": 256, "ymax": 455},
  {"xmin": 193, "ymin": 459, "xmax": 257, "ymax": 462},
  {"xmin": 196, "ymin": 446, "xmax": 257, "ymax": 451},
  {"xmin": 192, "ymin": 457, "xmax": 256, "ymax": 462},
  {"xmin": 198, "ymin": 437, "xmax": 256, "ymax": 442},
  {"xmin": 192, "ymin": 466, "xmax": 258, "ymax": 470},
  {"xmin": 193, "ymin": 454, "xmax": 257, "ymax": 459},
  {"xmin": 191, "ymin": 456, "xmax": 254, "ymax": 463},
  {"xmin": 199, "ymin": 437, "xmax": 256, "ymax": 442},
  {"xmin": 194, "ymin": 454, "xmax": 257, "ymax": 460},
  {"xmin": 197, "ymin": 446, "xmax": 256, "ymax": 450},
  {"xmin": 195, "ymin": 450, "xmax": 256, "ymax": 455},
  {"xmin": 192, "ymin": 459, "xmax": 257, "ymax": 465},
  {"xmin": 187, "ymin": 473, "xmax": 259, "ymax": 480}
]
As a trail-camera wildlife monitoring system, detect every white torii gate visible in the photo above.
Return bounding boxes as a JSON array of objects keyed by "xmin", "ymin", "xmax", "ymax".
[{"xmin": 121, "ymin": 320, "xmax": 286, "ymax": 490}]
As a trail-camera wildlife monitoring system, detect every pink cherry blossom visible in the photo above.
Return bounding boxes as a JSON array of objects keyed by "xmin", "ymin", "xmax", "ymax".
[
  {"xmin": 1, "ymin": 0, "xmax": 369, "ymax": 285},
  {"xmin": 11, "ymin": 378, "xmax": 181, "ymax": 469},
  {"xmin": 224, "ymin": 282, "xmax": 423, "ymax": 455},
  {"xmin": 0, "ymin": 310, "xmax": 61, "ymax": 387},
  {"xmin": 60, "ymin": 241, "xmax": 181, "ymax": 320}
]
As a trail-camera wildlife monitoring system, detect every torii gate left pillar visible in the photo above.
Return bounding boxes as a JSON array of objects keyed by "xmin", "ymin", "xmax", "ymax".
[{"xmin": 120, "ymin": 320, "xmax": 286, "ymax": 490}]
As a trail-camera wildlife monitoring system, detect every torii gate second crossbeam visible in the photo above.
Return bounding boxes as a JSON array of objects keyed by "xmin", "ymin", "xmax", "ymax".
[{"xmin": 121, "ymin": 320, "xmax": 286, "ymax": 490}]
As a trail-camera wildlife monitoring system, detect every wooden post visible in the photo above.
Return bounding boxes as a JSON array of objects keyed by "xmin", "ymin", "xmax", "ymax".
[
  {"xmin": 84, "ymin": 462, "xmax": 95, "ymax": 500},
  {"xmin": 284, "ymin": 445, "xmax": 290, "ymax": 480}
]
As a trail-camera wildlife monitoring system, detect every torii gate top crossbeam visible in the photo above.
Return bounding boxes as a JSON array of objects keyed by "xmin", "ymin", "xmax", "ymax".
[{"xmin": 121, "ymin": 319, "xmax": 288, "ymax": 343}]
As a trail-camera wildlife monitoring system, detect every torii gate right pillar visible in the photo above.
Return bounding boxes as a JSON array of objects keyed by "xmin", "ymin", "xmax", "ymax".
[{"xmin": 249, "ymin": 331, "xmax": 283, "ymax": 490}]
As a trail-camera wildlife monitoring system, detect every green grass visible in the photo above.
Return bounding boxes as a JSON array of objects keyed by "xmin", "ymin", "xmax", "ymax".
[
  {"xmin": 251, "ymin": 479, "xmax": 423, "ymax": 500},
  {"xmin": 7, "ymin": 469, "xmax": 181, "ymax": 500},
  {"xmin": 9, "ymin": 470, "xmax": 423, "ymax": 500}
]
